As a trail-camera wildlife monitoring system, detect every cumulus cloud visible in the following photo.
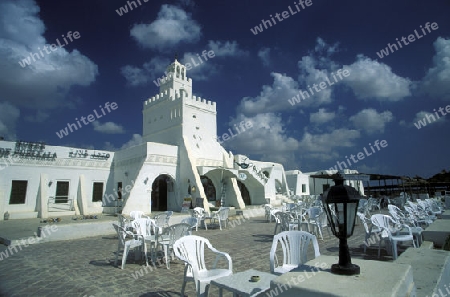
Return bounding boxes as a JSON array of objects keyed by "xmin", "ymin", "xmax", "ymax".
[
  {"xmin": 93, "ymin": 121, "xmax": 125, "ymax": 134},
  {"xmin": 130, "ymin": 5, "xmax": 201, "ymax": 51},
  {"xmin": 341, "ymin": 55, "xmax": 412, "ymax": 101},
  {"xmin": 0, "ymin": 102, "xmax": 20, "ymax": 140},
  {"xmin": 349, "ymin": 108, "xmax": 394, "ymax": 134},
  {"xmin": 0, "ymin": 0, "xmax": 98, "ymax": 111},
  {"xmin": 121, "ymin": 56, "xmax": 171, "ymax": 87},
  {"xmin": 310, "ymin": 108, "xmax": 335, "ymax": 124},
  {"xmin": 181, "ymin": 51, "xmax": 219, "ymax": 81},
  {"xmin": 237, "ymin": 73, "xmax": 300, "ymax": 115},
  {"xmin": 421, "ymin": 37, "xmax": 450, "ymax": 100},
  {"xmin": 223, "ymin": 113, "xmax": 299, "ymax": 165},
  {"xmin": 258, "ymin": 47, "xmax": 271, "ymax": 66},
  {"xmin": 207, "ymin": 40, "xmax": 248, "ymax": 57}
]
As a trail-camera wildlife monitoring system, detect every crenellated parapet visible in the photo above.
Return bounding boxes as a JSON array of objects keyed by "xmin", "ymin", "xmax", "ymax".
[{"xmin": 186, "ymin": 95, "xmax": 217, "ymax": 112}]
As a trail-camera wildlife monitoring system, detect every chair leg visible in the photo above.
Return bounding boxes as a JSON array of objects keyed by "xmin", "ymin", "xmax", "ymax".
[
  {"xmin": 122, "ymin": 245, "xmax": 130, "ymax": 269},
  {"xmin": 378, "ymin": 238, "xmax": 382, "ymax": 258},
  {"xmin": 392, "ymin": 240, "xmax": 398, "ymax": 260},
  {"xmin": 181, "ymin": 280, "xmax": 187, "ymax": 297}
]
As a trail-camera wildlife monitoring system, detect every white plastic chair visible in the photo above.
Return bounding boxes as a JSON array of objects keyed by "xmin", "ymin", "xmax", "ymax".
[
  {"xmin": 131, "ymin": 217, "xmax": 157, "ymax": 266},
  {"xmin": 181, "ymin": 217, "xmax": 198, "ymax": 234},
  {"xmin": 192, "ymin": 207, "xmax": 208, "ymax": 230},
  {"xmin": 371, "ymin": 214, "xmax": 416, "ymax": 260},
  {"xmin": 173, "ymin": 235, "xmax": 233, "ymax": 297},
  {"xmin": 307, "ymin": 207, "xmax": 329, "ymax": 240},
  {"xmin": 157, "ymin": 223, "xmax": 191, "ymax": 269},
  {"xmin": 211, "ymin": 207, "xmax": 230, "ymax": 230},
  {"xmin": 273, "ymin": 212, "xmax": 297, "ymax": 234},
  {"xmin": 112, "ymin": 223, "xmax": 146, "ymax": 269},
  {"xmin": 357, "ymin": 212, "xmax": 381, "ymax": 253},
  {"xmin": 129, "ymin": 210, "xmax": 145, "ymax": 220},
  {"xmin": 270, "ymin": 230, "xmax": 320, "ymax": 275}
]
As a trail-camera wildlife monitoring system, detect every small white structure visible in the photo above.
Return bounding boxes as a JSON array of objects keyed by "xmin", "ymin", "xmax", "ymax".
[{"xmin": 306, "ymin": 169, "xmax": 366, "ymax": 195}]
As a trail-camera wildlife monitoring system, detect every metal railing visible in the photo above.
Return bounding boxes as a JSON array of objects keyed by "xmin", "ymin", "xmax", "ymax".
[{"xmin": 48, "ymin": 196, "xmax": 74, "ymax": 212}]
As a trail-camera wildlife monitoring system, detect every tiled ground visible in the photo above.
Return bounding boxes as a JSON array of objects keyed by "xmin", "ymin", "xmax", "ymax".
[{"xmin": 0, "ymin": 212, "xmax": 408, "ymax": 297}]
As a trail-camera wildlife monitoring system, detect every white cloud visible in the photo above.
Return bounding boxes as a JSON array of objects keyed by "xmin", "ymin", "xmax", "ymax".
[
  {"xmin": 121, "ymin": 56, "xmax": 171, "ymax": 87},
  {"xmin": 412, "ymin": 111, "xmax": 445, "ymax": 127},
  {"xmin": 130, "ymin": 5, "xmax": 201, "ymax": 51},
  {"xmin": 349, "ymin": 108, "xmax": 394, "ymax": 134},
  {"xmin": 104, "ymin": 134, "xmax": 143, "ymax": 151},
  {"xmin": 296, "ymin": 56, "xmax": 335, "ymax": 106},
  {"xmin": 0, "ymin": 0, "xmax": 98, "ymax": 110},
  {"xmin": 207, "ymin": 40, "xmax": 248, "ymax": 57},
  {"xmin": 258, "ymin": 47, "xmax": 271, "ymax": 66},
  {"xmin": 223, "ymin": 113, "xmax": 300, "ymax": 165},
  {"xmin": 93, "ymin": 122, "xmax": 125, "ymax": 134},
  {"xmin": 121, "ymin": 65, "xmax": 149, "ymax": 86},
  {"xmin": 421, "ymin": 37, "xmax": 450, "ymax": 100},
  {"xmin": 310, "ymin": 108, "xmax": 335, "ymax": 124},
  {"xmin": 342, "ymin": 55, "xmax": 412, "ymax": 101},
  {"xmin": 181, "ymin": 52, "xmax": 220, "ymax": 81},
  {"xmin": 298, "ymin": 129, "xmax": 360, "ymax": 154},
  {"xmin": 0, "ymin": 102, "xmax": 20, "ymax": 140},
  {"xmin": 237, "ymin": 73, "xmax": 301, "ymax": 115}
]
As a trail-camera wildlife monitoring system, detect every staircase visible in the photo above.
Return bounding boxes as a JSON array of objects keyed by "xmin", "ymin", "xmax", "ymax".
[{"xmin": 220, "ymin": 182, "xmax": 227, "ymax": 206}]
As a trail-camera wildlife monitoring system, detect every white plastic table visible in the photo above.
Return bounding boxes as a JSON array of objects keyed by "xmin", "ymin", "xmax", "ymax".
[{"xmin": 211, "ymin": 269, "xmax": 277, "ymax": 297}]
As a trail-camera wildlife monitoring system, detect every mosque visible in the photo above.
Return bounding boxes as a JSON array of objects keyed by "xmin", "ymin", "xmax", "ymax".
[{"xmin": 0, "ymin": 58, "xmax": 319, "ymax": 220}]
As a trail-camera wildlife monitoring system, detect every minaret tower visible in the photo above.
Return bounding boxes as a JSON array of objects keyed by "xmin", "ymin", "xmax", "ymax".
[{"xmin": 159, "ymin": 57, "xmax": 192, "ymax": 96}]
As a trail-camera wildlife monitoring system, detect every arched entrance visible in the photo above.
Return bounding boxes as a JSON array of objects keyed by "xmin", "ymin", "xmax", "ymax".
[
  {"xmin": 151, "ymin": 174, "xmax": 173, "ymax": 211},
  {"xmin": 237, "ymin": 180, "xmax": 251, "ymax": 205},
  {"xmin": 200, "ymin": 175, "xmax": 216, "ymax": 203}
]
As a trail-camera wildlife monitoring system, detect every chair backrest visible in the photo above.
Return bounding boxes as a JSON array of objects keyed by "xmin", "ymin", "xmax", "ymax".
[
  {"xmin": 173, "ymin": 235, "xmax": 217, "ymax": 279},
  {"xmin": 308, "ymin": 206, "xmax": 322, "ymax": 219},
  {"xmin": 130, "ymin": 210, "xmax": 144, "ymax": 220},
  {"xmin": 117, "ymin": 214, "xmax": 128, "ymax": 228},
  {"xmin": 357, "ymin": 212, "xmax": 371, "ymax": 234},
  {"xmin": 217, "ymin": 207, "xmax": 230, "ymax": 220},
  {"xmin": 275, "ymin": 212, "xmax": 291, "ymax": 232},
  {"xmin": 388, "ymin": 205, "xmax": 403, "ymax": 222},
  {"xmin": 168, "ymin": 223, "xmax": 191, "ymax": 245},
  {"xmin": 270, "ymin": 231, "xmax": 320, "ymax": 274},
  {"xmin": 371, "ymin": 214, "xmax": 394, "ymax": 239},
  {"xmin": 181, "ymin": 217, "xmax": 198, "ymax": 228},
  {"xmin": 113, "ymin": 223, "xmax": 134, "ymax": 247},
  {"xmin": 132, "ymin": 217, "xmax": 154, "ymax": 237}
]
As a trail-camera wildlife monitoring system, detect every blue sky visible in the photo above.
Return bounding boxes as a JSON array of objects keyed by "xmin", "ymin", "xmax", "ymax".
[{"xmin": 0, "ymin": 0, "xmax": 449, "ymax": 178}]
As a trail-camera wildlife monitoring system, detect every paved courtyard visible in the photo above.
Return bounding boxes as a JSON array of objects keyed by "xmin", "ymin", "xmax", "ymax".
[{"xmin": 0, "ymin": 212, "xmax": 402, "ymax": 297}]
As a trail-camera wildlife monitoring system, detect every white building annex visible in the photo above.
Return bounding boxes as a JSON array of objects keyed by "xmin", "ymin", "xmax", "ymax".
[{"xmin": 0, "ymin": 58, "xmax": 312, "ymax": 220}]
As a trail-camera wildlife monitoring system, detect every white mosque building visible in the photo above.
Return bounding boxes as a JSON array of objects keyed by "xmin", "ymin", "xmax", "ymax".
[{"xmin": 0, "ymin": 59, "xmax": 313, "ymax": 220}]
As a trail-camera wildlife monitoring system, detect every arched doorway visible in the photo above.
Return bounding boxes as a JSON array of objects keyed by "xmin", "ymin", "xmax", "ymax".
[
  {"xmin": 237, "ymin": 180, "xmax": 251, "ymax": 205},
  {"xmin": 151, "ymin": 174, "xmax": 173, "ymax": 211},
  {"xmin": 200, "ymin": 175, "xmax": 216, "ymax": 203}
]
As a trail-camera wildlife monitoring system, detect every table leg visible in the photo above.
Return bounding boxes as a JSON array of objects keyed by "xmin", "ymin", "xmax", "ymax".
[{"xmin": 218, "ymin": 287, "xmax": 223, "ymax": 297}]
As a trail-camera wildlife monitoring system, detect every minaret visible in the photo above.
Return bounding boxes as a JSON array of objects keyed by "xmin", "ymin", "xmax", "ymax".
[{"xmin": 159, "ymin": 58, "xmax": 192, "ymax": 97}]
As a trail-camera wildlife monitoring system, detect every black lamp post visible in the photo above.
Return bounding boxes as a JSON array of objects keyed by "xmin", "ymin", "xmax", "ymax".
[{"xmin": 322, "ymin": 174, "xmax": 361, "ymax": 276}]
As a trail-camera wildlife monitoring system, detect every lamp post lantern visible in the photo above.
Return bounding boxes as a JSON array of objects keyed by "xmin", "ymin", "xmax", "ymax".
[{"xmin": 322, "ymin": 174, "xmax": 361, "ymax": 276}]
